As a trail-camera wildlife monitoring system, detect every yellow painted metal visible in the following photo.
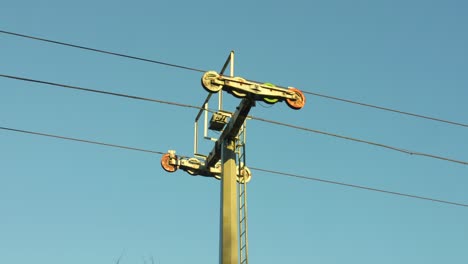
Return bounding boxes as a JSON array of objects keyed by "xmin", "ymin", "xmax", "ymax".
[
  {"xmin": 220, "ymin": 138, "xmax": 239, "ymax": 264},
  {"xmin": 238, "ymin": 179, "xmax": 249, "ymax": 264},
  {"xmin": 237, "ymin": 124, "xmax": 249, "ymax": 264}
]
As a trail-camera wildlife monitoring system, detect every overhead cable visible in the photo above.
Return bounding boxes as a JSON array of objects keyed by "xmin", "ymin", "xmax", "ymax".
[
  {"xmin": 1, "ymin": 73, "xmax": 467, "ymax": 166},
  {"xmin": 250, "ymin": 167, "xmax": 468, "ymax": 208},
  {"xmin": 0, "ymin": 74, "xmax": 202, "ymax": 111},
  {"xmin": 0, "ymin": 29, "xmax": 205, "ymax": 73},
  {"xmin": 1, "ymin": 125, "xmax": 466, "ymax": 208},
  {"xmin": 301, "ymin": 90, "xmax": 468, "ymax": 128},
  {"xmin": 1, "ymin": 29, "xmax": 466, "ymax": 128},
  {"xmin": 0, "ymin": 126, "xmax": 164, "ymax": 155},
  {"xmin": 249, "ymin": 116, "xmax": 468, "ymax": 166}
]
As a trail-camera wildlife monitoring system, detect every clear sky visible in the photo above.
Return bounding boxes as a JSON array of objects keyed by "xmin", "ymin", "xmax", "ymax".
[{"xmin": 1, "ymin": 0, "xmax": 467, "ymax": 263}]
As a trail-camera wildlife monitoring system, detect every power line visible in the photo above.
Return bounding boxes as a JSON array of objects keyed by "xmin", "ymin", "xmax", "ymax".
[
  {"xmin": 1, "ymin": 29, "xmax": 466, "ymax": 128},
  {"xmin": 249, "ymin": 116, "xmax": 468, "ymax": 166},
  {"xmin": 250, "ymin": 167, "xmax": 468, "ymax": 208},
  {"xmin": 0, "ymin": 126, "xmax": 164, "ymax": 155},
  {"xmin": 0, "ymin": 74, "xmax": 202, "ymax": 111},
  {"xmin": 301, "ymin": 90, "xmax": 468, "ymax": 128},
  {"xmin": 1, "ymin": 73, "xmax": 467, "ymax": 166},
  {"xmin": 0, "ymin": 30, "xmax": 205, "ymax": 73},
  {"xmin": 1, "ymin": 125, "xmax": 466, "ymax": 208}
]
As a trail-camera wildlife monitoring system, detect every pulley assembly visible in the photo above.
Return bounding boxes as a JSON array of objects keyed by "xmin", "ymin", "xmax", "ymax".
[
  {"xmin": 201, "ymin": 71, "xmax": 306, "ymax": 110},
  {"xmin": 161, "ymin": 150, "xmax": 251, "ymax": 183}
]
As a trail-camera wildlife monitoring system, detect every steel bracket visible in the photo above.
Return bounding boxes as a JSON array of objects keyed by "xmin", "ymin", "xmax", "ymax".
[
  {"xmin": 201, "ymin": 71, "xmax": 306, "ymax": 110},
  {"xmin": 161, "ymin": 150, "xmax": 251, "ymax": 183}
]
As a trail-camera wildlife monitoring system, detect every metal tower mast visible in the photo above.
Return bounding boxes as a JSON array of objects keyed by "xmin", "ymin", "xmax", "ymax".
[{"xmin": 160, "ymin": 51, "xmax": 305, "ymax": 264}]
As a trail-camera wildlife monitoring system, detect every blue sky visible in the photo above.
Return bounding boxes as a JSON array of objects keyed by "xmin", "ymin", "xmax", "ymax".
[{"xmin": 1, "ymin": 0, "xmax": 467, "ymax": 263}]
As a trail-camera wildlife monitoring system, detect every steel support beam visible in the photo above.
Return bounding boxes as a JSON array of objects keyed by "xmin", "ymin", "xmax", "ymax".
[
  {"xmin": 219, "ymin": 138, "xmax": 238, "ymax": 264},
  {"xmin": 206, "ymin": 97, "xmax": 255, "ymax": 168},
  {"xmin": 215, "ymin": 98, "xmax": 254, "ymax": 264}
]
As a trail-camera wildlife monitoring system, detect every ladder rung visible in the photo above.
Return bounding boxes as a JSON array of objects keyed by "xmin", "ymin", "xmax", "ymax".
[
  {"xmin": 239, "ymin": 203, "xmax": 245, "ymax": 210},
  {"xmin": 241, "ymin": 259, "xmax": 247, "ymax": 264},
  {"xmin": 240, "ymin": 230, "xmax": 246, "ymax": 237},
  {"xmin": 240, "ymin": 217, "xmax": 245, "ymax": 223},
  {"xmin": 240, "ymin": 244, "xmax": 246, "ymax": 251}
]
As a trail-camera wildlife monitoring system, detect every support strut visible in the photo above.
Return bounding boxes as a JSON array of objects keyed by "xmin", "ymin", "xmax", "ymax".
[{"xmin": 201, "ymin": 71, "xmax": 306, "ymax": 110}]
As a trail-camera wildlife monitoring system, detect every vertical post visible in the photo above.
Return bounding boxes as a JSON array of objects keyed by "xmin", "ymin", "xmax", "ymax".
[
  {"xmin": 230, "ymin": 51, "xmax": 234, "ymax": 77},
  {"xmin": 204, "ymin": 102, "xmax": 209, "ymax": 139},
  {"xmin": 220, "ymin": 138, "xmax": 239, "ymax": 264},
  {"xmin": 194, "ymin": 121, "xmax": 198, "ymax": 155},
  {"xmin": 218, "ymin": 51, "xmax": 234, "ymax": 111},
  {"xmin": 219, "ymin": 51, "xmax": 238, "ymax": 264}
]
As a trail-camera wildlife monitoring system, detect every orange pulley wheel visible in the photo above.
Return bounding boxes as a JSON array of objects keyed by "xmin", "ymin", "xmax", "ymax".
[
  {"xmin": 286, "ymin": 87, "xmax": 306, "ymax": 110},
  {"xmin": 161, "ymin": 153, "xmax": 177, "ymax": 172}
]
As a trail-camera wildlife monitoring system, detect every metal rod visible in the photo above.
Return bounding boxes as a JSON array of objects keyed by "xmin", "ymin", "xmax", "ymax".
[
  {"xmin": 243, "ymin": 124, "xmax": 247, "ymax": 165},
  {"xmin": 195, "ymin": 93, "xmax": 212, "ymax": 122},
  {"xmin": 244, "ymin": 180, "xmax": 249, "ymax": 264},
  {"xmin": 194, "ymin": 121, "xmax": 198, "ymax": 155},
  {"xmin": 230, "ymin": 51, "xmax": 234, "ymax": 78},
  {"xmin": 204, "ymin": 102, "xmax": 209, "ymax": 139},
  {"xmin": 218, "ymin": 51, "xmax": 234, "ymax": 111},
  {"xmin": 219, "ymin": 87, "xmax": 223, "ymax": 111},
  {"xmin": 219, "ymin": 52, "xmax": 232, "ymax": 76}
]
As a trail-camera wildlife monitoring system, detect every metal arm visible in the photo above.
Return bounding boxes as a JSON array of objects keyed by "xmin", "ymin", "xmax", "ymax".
[
  {"xmin": 160, "ymin": 150, "xmax": 251, "ymax": 183},
  {"xmin": 201, "ymin": 71, "xmax": 306, "ymax": 110}
]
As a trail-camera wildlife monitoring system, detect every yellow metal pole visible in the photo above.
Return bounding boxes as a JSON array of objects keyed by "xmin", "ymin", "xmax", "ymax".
[{"xmin": 220, "ymin": 138, "xmax": 239, "ymax": 264}]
